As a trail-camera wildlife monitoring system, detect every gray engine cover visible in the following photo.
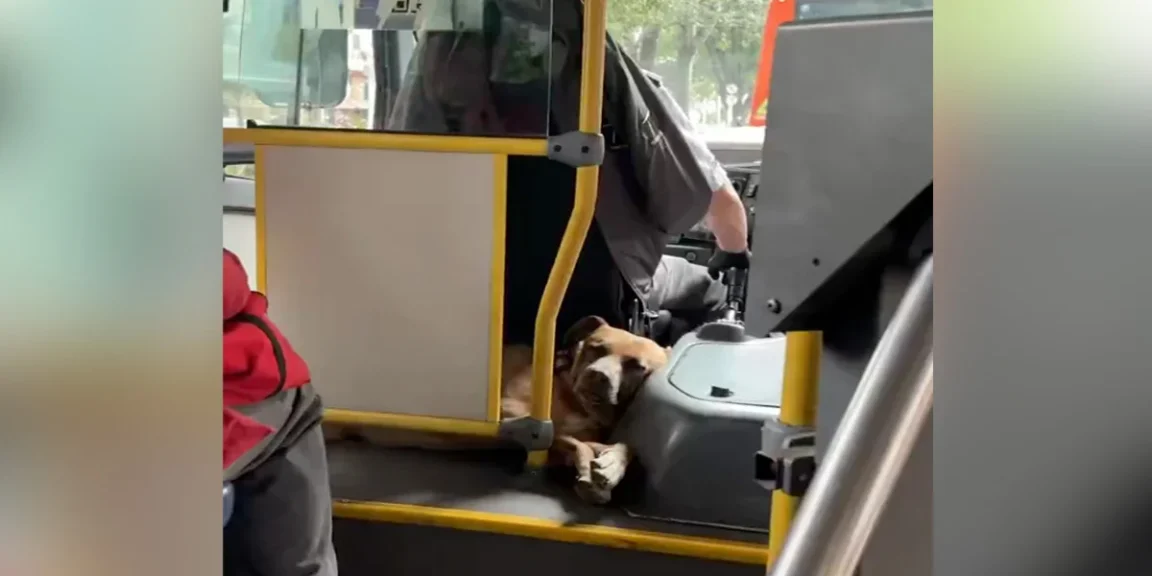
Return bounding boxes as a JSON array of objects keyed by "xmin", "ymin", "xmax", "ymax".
[{"xmin": 610, "ymin": 331, "xmax": 785, "ymax": 531}]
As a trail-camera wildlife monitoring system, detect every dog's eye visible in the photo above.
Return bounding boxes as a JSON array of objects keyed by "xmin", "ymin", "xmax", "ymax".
[{"xmin": 622, "ymin": 357, "xmax": 647, "ymax": 374}]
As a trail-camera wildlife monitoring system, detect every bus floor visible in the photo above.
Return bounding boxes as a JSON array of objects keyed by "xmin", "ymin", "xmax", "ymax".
[{"xmin": 327, "ymin": 439, "xmax": 769, "ymax": 575}]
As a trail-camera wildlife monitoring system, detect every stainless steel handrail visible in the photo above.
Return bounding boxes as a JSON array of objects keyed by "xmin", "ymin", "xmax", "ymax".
[{"xmin": 769, "ymin": 256, "xmax": 934, "ymax": 576}]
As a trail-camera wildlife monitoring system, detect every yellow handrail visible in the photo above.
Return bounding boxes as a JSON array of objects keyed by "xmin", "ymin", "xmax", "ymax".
[
  {"xmin": 527, "ymin": 0, "xmax": 609, "ymax": 466},
  {"xmin": 224, "ymin": 128, "xmax": 549, "ymax": 156},
  {"xmin": 767, "ymin": 330, "xmax": 822, "ymax": 565}
]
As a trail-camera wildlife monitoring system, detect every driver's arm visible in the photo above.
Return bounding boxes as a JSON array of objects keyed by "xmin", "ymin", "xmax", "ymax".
[
  {"xmin": 668, "ymin": 103, "xmax": 749, "ymax": 253},
  {"xmin": 705, "ymin": 181, "xmax": 750, "ymax": 253}
]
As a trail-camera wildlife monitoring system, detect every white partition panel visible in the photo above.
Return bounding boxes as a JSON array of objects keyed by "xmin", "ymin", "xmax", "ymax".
[{"xmin": 261, "ymin": 145, "xmax": 500, "ymax": 421}]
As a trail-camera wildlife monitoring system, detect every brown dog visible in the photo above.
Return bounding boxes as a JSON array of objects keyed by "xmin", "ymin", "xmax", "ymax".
[{"xmin": 329, "ymin": 315, "xmax": 668, "ymax": 505}]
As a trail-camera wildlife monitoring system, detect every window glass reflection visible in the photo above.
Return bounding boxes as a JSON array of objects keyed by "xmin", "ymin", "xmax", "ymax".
[{"xmin": 222, "ymin": 0, "xmax": 554, "ymax": 138}]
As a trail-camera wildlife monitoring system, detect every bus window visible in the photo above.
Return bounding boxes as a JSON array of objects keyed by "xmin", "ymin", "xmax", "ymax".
[
  {"xmin": 603, "ymin": 0, "xmax": 935, "ymax": 150},
  {"xmin": 223, "ymin": 0, "xmax": 350, "ymax": 127},
  {"xmin": 606, "ymin": 0, "xmax": 774, "ymax": 152},
  {"xmin": 606, "ymin": 0, "xmax": 931, "ymax": 153}
]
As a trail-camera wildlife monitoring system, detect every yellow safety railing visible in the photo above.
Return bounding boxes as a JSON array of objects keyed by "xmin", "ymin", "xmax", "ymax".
[
  {"xmin": 767, "ymin": 330, "xmax": 823, "ymax": 566},
  {"xmin": 525, "ymin": 0, "xmax": 610, "ymax": 467},
  {"xmin": 227, "ymin": 133, "xmax": 534, "ymax": 438},
  {"xmin": 224, "ymin": 0, "xmax": 609, "ymax": 449},
  {"xmin": 223, "ymin": 128, "xmax": 549, "ymax": 156}
]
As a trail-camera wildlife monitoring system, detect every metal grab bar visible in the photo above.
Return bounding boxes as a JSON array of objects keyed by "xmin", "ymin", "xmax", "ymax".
[
  {"xmin": 526, "ymin": 0, "xmax": 609, "ymax": 467},
  {"xmin": 769, "ymin": 257, "xmax": 933, "ymax": 576}
]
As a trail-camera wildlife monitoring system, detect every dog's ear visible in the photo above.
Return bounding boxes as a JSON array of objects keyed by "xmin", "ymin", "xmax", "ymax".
[
  {"xmin": 554, "ymin": 349, "xmax": 572, "ymax": 372},
  {"xmin": 562, "ymin": 315, "xmax": 607, "ymax": 349}
]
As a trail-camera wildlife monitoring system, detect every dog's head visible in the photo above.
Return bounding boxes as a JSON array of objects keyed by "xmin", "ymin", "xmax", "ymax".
[{"xmin": 560, "ymin": 316, "xmax": 668, "ymax": 424}]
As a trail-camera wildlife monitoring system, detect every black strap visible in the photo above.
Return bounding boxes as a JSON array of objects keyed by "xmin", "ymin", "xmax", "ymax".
[{"xmin": 232, "ymin": 313, "xmax": 288, "ymax": 399}]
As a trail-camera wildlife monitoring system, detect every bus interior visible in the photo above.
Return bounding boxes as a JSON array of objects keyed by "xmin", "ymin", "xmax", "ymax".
[{"xmin": 222, "ymin": 1, "xmax": 933, "ymax": 574}]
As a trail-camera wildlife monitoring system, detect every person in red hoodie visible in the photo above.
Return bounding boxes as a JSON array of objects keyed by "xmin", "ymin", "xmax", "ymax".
[{"xmin": 222, "ymin": 248, "xmax": 337, "ymax": 576}]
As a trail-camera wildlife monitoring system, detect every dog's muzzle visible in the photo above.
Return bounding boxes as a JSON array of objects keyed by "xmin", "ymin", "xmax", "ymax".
[{"xmin": 575, "ymin": 356, "xmax": 623, "ymax": 415}]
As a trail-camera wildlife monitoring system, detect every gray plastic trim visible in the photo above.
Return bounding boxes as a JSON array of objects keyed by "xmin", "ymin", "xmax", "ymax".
[
  {"xmin": 223, "ymin": 176, "xmax": 256, "ymax": 212},
  {"xmin": 498, "ymin": 416, "xmax": 555, "ymax": 451},
  {"xmin": 547, "ymin": 131, "xmax": 605, "ymax": 168}
]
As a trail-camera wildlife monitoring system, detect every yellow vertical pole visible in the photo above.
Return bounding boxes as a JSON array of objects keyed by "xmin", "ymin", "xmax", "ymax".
[
  {"xmin": 527, "ymin": 0, "xmax": 610, "ymax": 467},
  {"xmin": 767, "ymin": 330, "xmax": 822, "ymax": 567},
  {"xmin": 253, "ymin": 145, "xmax": 267, "ymax": 293}
]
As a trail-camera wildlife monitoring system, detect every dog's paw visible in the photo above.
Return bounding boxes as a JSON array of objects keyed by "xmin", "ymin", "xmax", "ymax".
[
  {"xmin": 575, "ymin": 476, "xmax": 612, "ymax": 505},
  {"xmin": 591, "ymin": 446, "xmax": 628, "ymax": 490}
]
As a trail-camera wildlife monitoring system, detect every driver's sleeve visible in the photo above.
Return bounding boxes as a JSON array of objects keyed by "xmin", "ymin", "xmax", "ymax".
[
  {"xmin": 610, "ymin": 44, "xmax": 716, "ymax": 236},
  {"xmin": 644, "ymin": 74, "xmax": 732, "ymax": 195}
]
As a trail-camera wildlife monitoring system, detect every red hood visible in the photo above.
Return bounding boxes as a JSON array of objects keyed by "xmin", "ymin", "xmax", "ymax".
[
  {"xmin": 222, "ymin": 248, "xmax": 312, "ymax": 469},
  {"xmin": 223, "ymin": 249, "xmax": 250, "ymax": 319}
]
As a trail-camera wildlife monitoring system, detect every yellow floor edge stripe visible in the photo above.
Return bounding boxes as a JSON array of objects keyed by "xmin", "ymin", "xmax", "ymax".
[{"xmin": 332, "ymin": 500, "xmax": 769, "ymax": 565}]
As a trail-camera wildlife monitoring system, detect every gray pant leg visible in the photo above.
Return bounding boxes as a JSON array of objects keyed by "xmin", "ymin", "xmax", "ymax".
[
  {"xmin": 647, "ymin": 254, "xmax": 728, "ymax": 316},
  {"xmin": 225, "ymin": 385, "xmax": 337, "ymax": 576}
]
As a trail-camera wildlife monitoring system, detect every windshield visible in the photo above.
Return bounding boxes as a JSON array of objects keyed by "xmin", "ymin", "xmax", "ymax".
[
  {"xmin": 221, "ymin": 0, "xmax": 932, "ymax": 145},
  {"xmin": 607, "ymin": 0, "xmax": 932, "ymax": 147}
]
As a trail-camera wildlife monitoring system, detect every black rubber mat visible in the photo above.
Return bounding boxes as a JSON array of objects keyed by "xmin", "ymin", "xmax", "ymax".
[
  {"xmin": 326, "ymin": 439, "xmax": 769, "ymax": 543},
  {"xmin": 333, "ymin": 519, "xmax": 766, "ymax": 576}
]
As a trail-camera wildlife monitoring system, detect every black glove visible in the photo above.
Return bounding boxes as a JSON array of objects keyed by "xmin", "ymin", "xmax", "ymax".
[{"xmin": 706, "ymin": 249, "xmax": 751, "ymax": 280}]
